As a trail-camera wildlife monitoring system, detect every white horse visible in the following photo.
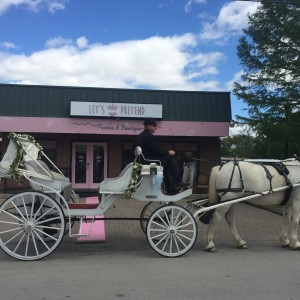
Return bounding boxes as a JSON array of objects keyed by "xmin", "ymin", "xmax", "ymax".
[{"xmin": 205, "ymin": 158, "xmax": 300, "ymax": 252}]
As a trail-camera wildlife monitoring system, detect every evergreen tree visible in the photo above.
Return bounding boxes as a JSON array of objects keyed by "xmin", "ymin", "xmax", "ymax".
[{"xmin": 233, "ymin": 2, "xmax": 300, "ymax": 158}]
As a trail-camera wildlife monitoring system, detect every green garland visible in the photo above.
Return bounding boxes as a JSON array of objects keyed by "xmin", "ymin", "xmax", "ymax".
[
  {"xmin": 8, "ymin": 132, "xmax": 43, "ymax": 179},
  {"xmin": 126, "ymin": 162, "xmax": 142, "ymax": 198}
]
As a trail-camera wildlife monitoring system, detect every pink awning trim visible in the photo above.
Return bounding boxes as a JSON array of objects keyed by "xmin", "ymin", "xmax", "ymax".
[{"xmin": 0, "ymin": 117, "xmax": 229, "ymax": 137}]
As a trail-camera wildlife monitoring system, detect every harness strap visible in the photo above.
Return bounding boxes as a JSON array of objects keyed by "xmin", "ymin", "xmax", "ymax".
[
  {"xmin": 280, "ymin": 168, "xmax": 293, "ymax": 205},
  {"xmin": 217, "ymin": 161, "xmax": 244, "ymax": 196},
  {"xmin": 216, "ymin": 161, "xmax": 293, "ymax": 205},
  {"xmin": 258, "ymin": 162, "xmax": 293, "ymax": 205},
  {"xmin": 260, "ymin": 164, "xmax": 273, "ymax": 193}
]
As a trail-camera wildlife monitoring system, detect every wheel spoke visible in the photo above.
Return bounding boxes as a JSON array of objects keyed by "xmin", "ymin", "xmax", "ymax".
[
  {"xmin": 35, "ymin": 216, "xmax": 62, "ymax": 226},
  {"xmin": 3, "ymin": 229, "xmax": 24, "ymax": 245},
  {"xmin": 12, "ymin": 232, "xmax": 27, "ymax": 253},
  {"xmin": 32, "ymin": 230, "xmax": 50, "ymax": 250},
  {"xmin": 163, "ymin": 210, "xmax": 171, "ymax": 226},
  {"xmin": 35, "ymin": 205, "xmax": 56, "ymax": 223},
  {"xmin": 2, "ymin": 209, "xmax": 25, "ymax": 224},
  {"xmin": 0, "ymin": 220, "xmax": 24, "ymax": 227},
  {"xmin": 30, "ymin": 231, "xmax": 39, "ymax": 256},
  {"xmin": 150, "ymin": 230, "xmax": 169, "ymax": 241},
  {"xmin": 172, "ymin": 235, "xmax": 180, "ymax": 252},
  {"xmin": 160, "ymin": 235, "xmax": 171, "ymax": 252},
  {"xmin": 34, "ymin": 227, "xmax": 59, "ymax": 242},
  {"xmin": 32, "ymin": 198, "xmax": 47, "ymax": 221},
  {"xmin": 174, "ymin": 232, "xmax": 189, "ymax": 247}
]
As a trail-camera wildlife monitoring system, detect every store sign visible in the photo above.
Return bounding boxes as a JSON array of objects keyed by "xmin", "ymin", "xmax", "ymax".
[{"xmin": 70, "ymin": 101, "xmax": 162, "ymax": 118}]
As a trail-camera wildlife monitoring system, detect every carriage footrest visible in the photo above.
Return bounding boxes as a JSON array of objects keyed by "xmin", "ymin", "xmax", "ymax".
[{"xmin": 75, "ymin": 197, "xmax": 106, "ymax": 243}]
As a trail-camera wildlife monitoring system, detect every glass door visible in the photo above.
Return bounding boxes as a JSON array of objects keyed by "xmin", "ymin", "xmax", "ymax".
[{"xmin": 72, "ymin": 142, "xmax": 107, "ymax": 189}]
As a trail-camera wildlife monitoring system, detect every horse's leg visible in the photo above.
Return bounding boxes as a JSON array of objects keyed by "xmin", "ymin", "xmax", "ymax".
[
  {"xmin": 279, "ymin": 206, "xmax": 291, "ymax": 248},
  {"xmin": 205, "ymin": 206, "xmax": 229, "ymax": 252},
  {"xmin": 225, "ymin": 205, "xmax": 248, "ymax": 249},
  {"xmin": 288, "ymin": 202, "xmax": 300, "ymax": 250}
]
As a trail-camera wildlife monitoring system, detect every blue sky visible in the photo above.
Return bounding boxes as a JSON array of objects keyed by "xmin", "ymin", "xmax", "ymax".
[{"xmin": 0, "ymin": 0, "xmax": 260, "ymax": 124}]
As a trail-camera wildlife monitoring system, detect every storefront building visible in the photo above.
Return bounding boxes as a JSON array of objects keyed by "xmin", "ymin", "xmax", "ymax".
[{"xmin": 0, "ymin": 84, "xmax": 231, "ymax": 193}]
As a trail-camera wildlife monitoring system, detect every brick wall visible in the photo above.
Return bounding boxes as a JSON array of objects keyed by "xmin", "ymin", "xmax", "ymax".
[
  {"xmin": 107, "ymin": 139, "xmax": 123, "ymax": 178},
  {"xmin": 0, "ymin": 134, "xmax": 221, "ymax": 193}
]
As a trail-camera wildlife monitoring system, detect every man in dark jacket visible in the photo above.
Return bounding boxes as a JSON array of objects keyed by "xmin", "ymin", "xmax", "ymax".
[{"xmin": 135, "ymin": 118, "xmax": 185, "ymax": 194}]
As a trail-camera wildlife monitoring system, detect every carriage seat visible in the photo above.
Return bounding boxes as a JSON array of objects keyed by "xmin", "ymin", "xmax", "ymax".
[
  {"xmin": 24, "ymin": 160, "xmax": 72, "ymax": 201},
  {"xmin": 99, "ymin": 162, "xmax": 134, "ymax": 194}
]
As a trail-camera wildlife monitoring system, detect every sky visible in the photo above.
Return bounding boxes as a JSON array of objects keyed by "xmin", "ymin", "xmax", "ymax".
[{"xmin": 0, "ymin": 0, "xmax": 260, "ymax": 132}]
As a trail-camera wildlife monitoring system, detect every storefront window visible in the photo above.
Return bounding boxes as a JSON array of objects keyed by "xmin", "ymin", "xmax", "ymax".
[
  {"xmin": 93, "ymin": 144, "xmax": 104, "ymax": 183},
  {"xmin": 75, "ymin": 145, "xmax": 87, "ymax": 183}
]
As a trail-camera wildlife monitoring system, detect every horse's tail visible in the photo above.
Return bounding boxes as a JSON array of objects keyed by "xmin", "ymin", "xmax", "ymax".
[
  {"xmin": 208, "ymin": 165, "xmax": 220, "ymax": 204},
  {"xmin": 198, "ymin": 165, "xmax": 220, "ymax": 224}
]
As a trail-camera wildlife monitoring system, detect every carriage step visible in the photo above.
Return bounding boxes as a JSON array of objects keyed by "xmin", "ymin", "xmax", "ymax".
[
  {"xmin": 76, "ymin": 197, "xmax": 106, "ymax": 243},
  {"xmin": 68, "ymin": 203, "xmax": 99, "ymax": 209}
]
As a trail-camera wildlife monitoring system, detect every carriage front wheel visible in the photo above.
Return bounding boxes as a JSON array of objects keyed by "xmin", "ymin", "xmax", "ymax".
[
  {"xmin": 0, "ymin": 191, "xmax": 65, "ymax": 261},
  {"xmin": 146, "ymin": 205, "xmax": 197, "ymax": 257}
]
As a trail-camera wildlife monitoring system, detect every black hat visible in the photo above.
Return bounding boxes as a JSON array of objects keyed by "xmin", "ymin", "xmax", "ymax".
[{"xmin": 143, "ymin": 118, "xmax": 157, "ymax": 126}]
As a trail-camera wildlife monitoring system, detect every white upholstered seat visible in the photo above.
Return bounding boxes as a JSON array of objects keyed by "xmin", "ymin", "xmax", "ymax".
[
  {"xmin": 24, "ymin": 160, "xmax": 72, "ymax": 201},
  {"xmin": 99, "ymin": 163, "xmax": 134, "ymax": 194}
]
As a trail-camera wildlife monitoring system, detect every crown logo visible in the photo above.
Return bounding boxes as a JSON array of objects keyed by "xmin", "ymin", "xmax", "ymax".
[{"xmin": 107, "ymin": 103, "xmax": 118, "ymax": 110}]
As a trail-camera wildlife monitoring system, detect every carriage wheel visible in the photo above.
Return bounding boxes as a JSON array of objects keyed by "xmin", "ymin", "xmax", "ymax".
[
  {"xmin": 140, "ymin": 201, "xmax": 164, "ymax": 234},
  {"xmin": 146, "ymin": 205, "xmax": 197, "ymax": 257},
  {"xmin": 0, "ymin": 191, "xmax": 65, "ymax": 261}
]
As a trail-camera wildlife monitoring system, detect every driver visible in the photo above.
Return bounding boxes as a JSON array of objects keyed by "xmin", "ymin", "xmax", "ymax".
[{"xmin": 135, "ymin": 118, "xmax": 187, "ymax": 195}]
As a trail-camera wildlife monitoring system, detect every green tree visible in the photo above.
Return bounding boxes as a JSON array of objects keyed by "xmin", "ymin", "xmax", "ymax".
[
  {"xmin": 221, "ymin": 133, "xmax": 256, "ymax": 159},
  {"xmin": 233, "ymin": 2, "xmax": 300, "ymax": 158}
]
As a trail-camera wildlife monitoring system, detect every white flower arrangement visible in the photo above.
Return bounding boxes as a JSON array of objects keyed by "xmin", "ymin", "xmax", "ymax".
[
  {"xmin": 8, "ymin": 132, "xmax": 42, "ymax": 179},
  {"xmin": 126, "ymin": 162, "xmax": 142, "ymax": 198}
]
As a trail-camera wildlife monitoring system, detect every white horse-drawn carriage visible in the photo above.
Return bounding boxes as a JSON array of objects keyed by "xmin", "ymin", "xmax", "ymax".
[
  {"xmin": 0, "ymin": 133, "xmax": 197, "ymax": 261},
  {"xmin": 1, "ymin": 133, "xmax": 300, "ymax": 261}
]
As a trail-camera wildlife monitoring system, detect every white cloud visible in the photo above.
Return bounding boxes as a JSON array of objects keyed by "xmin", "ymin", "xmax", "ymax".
[
  {"xmin": 0, "ymin": 0, "xmax": 67, "ymax": 15},
  {"xmin": 76, "ymin": 36, "xmax": 88, "ymax": 49},
  {"xmin": 184, "ymin": 0, "xmax": 206, "ymax": 13},
  {"xmin": 45, "ymin": 36, "xmax": 72, "ymax": 48},
  {"xmin": 48, "ymin": 1, "xmax": 65, "ymax": 14},
  {"xmin": 0, "ymin": 34, "xmax": 224, "ymax": 91},
  {"xmin": 229, "ymin": 124, "xmax": 254, "ymax": 137},
  {"xmin": 225, "ymin": 70, "xmax": 243, "ymax": 90},
  {"xmin": 0, "ymin": 41, "xmax": 17, "ymax": 49},
  {"xmin": 199, "ymin": 1, "xmax": 260, "ymax": 42}
]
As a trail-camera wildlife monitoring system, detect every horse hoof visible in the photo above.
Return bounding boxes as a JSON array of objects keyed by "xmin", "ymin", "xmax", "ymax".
[
  {"xmin": 206, "ymin": 247, "xmax": 217, "ymax": 253},
  {"xmin": 291, "ymin": 247, "xmax": 300, "ymax": 251},
  {"xmin": 238, "ymin": 244, "xmax": 248, "ymax": 249}
]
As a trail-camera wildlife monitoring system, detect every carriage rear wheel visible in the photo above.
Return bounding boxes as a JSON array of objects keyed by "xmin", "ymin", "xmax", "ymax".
[
  {"xmin": 140, "ymin": 201, "xmax": 164, "ymax": 234},
  {"xmin": 0, "ymin": 191, "xmax": 65, "ymax": 261},
  {"xmin": 146, "ymin": 205, "xmax": 197, "ymax": 257}
]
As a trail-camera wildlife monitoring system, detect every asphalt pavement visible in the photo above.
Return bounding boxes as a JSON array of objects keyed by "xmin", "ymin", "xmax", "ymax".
[{"xmin": 0, "ymin": 195, "xmax": 299, "ymax": 300}]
